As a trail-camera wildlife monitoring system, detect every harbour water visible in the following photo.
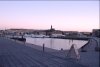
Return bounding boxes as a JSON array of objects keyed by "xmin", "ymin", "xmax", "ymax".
[{"xmin": 26, "ymin": 37, "xmax": 88, "ymax": 50}]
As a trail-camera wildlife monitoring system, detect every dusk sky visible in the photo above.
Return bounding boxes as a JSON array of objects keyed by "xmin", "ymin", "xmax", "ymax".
[{"xmin": 0, "ymin": 1, "xmax": 99, "ymax": 32}]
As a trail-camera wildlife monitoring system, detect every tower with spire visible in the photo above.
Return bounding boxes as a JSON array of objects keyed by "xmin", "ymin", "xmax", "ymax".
[
  {"xmin": 50, "ymin": 25, "xmax": 55, "ymax": 31},
  {"xmin": 51, "ymin": 25, "xmax": 52, "ymax": 30}
]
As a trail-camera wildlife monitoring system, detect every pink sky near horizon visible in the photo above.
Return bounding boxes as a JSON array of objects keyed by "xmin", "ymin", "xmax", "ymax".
[{"xmin": 0, "ymin": 1, "xmax": 99, "ymax": 32}]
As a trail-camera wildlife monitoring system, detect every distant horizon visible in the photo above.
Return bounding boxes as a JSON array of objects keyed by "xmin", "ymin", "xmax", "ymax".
[
  {"xmin": 0, "ymin": 1, "xmax": 99, "ymax": 32},
  {"xmin": 0, "ymin": 27, "xmax": 98, "ymax": 32}
]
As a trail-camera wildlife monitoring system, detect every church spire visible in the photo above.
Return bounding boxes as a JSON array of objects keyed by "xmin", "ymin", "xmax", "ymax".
[{"xmin": 51, "ymin": 25, "xmax": 52, "ymax": 30}]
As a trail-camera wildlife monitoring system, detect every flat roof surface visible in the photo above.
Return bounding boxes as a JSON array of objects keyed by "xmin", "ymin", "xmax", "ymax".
[{"xmin": 0, "ymin": 37, "xmax": 85, "ymax": 67}]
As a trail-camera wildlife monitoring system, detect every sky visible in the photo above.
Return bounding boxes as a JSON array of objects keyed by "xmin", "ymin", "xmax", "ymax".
[{"xmin": 0, "ymin": 1, "xmax": 99, "ymax": 32}]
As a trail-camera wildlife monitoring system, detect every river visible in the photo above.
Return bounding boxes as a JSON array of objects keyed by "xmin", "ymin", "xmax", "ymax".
[{"xmin": 26, "ymin": 37, "xmax": 88, "ymax": 50}]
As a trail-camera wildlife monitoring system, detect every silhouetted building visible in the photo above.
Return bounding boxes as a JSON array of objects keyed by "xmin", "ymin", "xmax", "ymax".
[
  {"xmin": 50, "ymin": 25, "xmax": 55, "ymax": 32},
  {"xmin": 92, "ymin": 29, "xmax": 100, "ymax": 38}
]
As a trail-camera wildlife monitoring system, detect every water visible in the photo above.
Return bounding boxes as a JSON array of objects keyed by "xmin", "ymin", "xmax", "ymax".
[{"xmin": 26, "ymin": 37, "xmax": 88, "ymax": 50}]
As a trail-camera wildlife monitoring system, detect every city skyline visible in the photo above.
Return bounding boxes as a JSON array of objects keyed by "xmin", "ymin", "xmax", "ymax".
[{"xmin": 0, "ymin": 1, "xmax": 99, "ymax": 32}]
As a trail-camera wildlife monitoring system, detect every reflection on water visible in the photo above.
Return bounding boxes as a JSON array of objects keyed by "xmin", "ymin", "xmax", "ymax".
[
  {"xmin": 26, "ymin": 37, "xmax": 88, "ymax": 50},
  {"xmin": 50, "ymin": 38, "xmax": 54, "ymax": 49}
]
